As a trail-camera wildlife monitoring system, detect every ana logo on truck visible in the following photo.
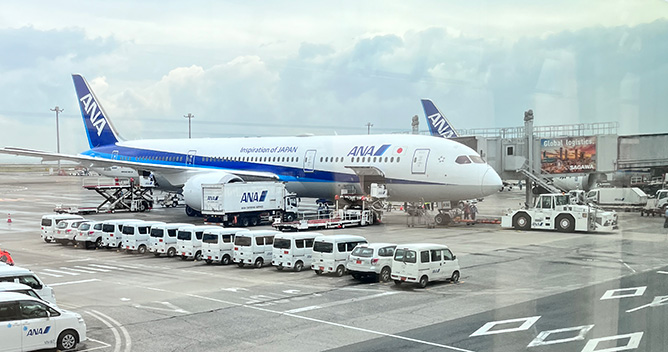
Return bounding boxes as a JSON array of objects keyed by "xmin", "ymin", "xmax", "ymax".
[
  {"xmin": 240, "ymin": 190, "xmax": 268, "ymax": 203},
  {"xmin": 25, "ymin": 326, "xmax": 51, "ymax": 336}
]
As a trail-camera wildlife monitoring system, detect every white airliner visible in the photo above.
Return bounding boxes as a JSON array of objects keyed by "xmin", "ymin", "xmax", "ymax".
[{"xmin": 0, "ymin": 74, "xmax": 503, "ymax": 216}]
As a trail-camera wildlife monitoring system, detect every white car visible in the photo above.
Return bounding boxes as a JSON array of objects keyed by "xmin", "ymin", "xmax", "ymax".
[
  {"xmin": 0, "ymin": 282, "xmax": 47, "ymax": 304},
  {"xmin": 311, "ymin": 235, "xmax": 367, "ymax": 276},
  {"xmin": 52, "ymin": 219, "xmax": 88, "ymax": 245},
  {"xmin": 0, "ymin": 292, "xmax": 86, "ymax": 351},
  {"xmin": 346, "ymin": 243, "xmax": 397, "ymax": 282},
  {"xmin": 202, "ymin": 228, "xmax": 248, "ymax": 265},
  {"xmin": 148, "ymin": 223, "xmax": 192, "ymax": 257},
  {"xmin": 40, "ymin": 214, "xmax": 84, "ymax": 243},
  {"xmin": 123, "ymin": 221, "xmax": 165, "ymax": 254},
  {"xmin": 75, "ymin": 221, "xmax": 104, "ymax": 249},
  {"xmin": 391, "ymin": 243, "xmax": 460, "ymax": 288},
  {"xmin": 0, "ymin": 265, "xmax": 57, "ymax": 306}
]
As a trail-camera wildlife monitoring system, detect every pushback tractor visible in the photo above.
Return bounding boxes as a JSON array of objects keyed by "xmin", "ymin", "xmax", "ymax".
[{"xmin": 501, "ymin": 193, "xmax": 618, "ymax": 233}]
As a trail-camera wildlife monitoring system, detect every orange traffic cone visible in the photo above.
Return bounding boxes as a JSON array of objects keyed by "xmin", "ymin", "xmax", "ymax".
[{"xmin": 7, "ymin": 213, "xmax": 12, "ymax": 223}]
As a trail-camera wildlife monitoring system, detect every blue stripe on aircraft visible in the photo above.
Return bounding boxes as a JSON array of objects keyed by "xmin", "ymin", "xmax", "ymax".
[
  {"xmin": 83, "ymin": 145, "xmax": 449, "ymax": 186},
  {"xmin": 373, "ymin": 144, "xmax": 391, "ymax": 156}
]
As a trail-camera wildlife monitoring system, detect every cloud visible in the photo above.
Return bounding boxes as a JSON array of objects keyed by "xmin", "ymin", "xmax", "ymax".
[
  {"xmin": 0, "ymin": 11, "xmax": 667, "ymax": 163},
  {"xmin": 0, "ymin": 26, "xmax": 117, "ymax": 70}
]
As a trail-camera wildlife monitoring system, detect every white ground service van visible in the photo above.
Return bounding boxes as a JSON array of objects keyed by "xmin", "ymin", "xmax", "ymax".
[
  {"xmin": 74, "ymin": 221, "xmax": 104, "ymax": 249},
  {"xmin": 100, "ymin": 219, "xmax": 140, "ymax": 249},
  {"xmin": 202, "ymin": 228, "xmax": 248, "ymax": 265},
  {"xmin": 149, "ymin": 223, "xmax": 192, "ymax": 257},
  {"xmin": 0, "ymin": 265, "xmax": 56, "ymax": 306},
  {"xmin": 0, "ymin": 292, "xmax": 86, "ymax": 352},
  {"xmin": 272, "ymin": 232, "xmax": 323, "ymax": 272},
  {"xmin": 391, "ymin": 243, "xmax": 460, "ymax": 288},
  {"xmin": 123, "ymin": 221, "xmax": 165, "ymax": 254},
  {"xmin": 53, "ymin": 218, "xmax": 88, "ymax": 245},
  {"xmin": 233, "ymin": 230, "xmax": 280, "ymax": 268},
  {"xmin": 346, "ymin": 243, "xmax": 397, "ymax": 282},
  {"xmin": 311, "ymin": 235, "xmax": 368, "ymax": 276},
  {"xmin": 40, "ymin": 214, "xmax": 84, "ymax": 243},
  {"xmin": 176, "ymin": 225, "xmax": 220, "ymax": 261}
]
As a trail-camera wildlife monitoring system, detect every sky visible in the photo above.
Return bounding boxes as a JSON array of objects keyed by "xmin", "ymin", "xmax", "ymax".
[{"xmin": 0, "ymin": 0, "xmax": 667, "ymax": 162}]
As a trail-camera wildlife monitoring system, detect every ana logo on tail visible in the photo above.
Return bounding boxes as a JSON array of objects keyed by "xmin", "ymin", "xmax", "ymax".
[
  {"xmin": 72, "ymin": 74, "xmax": 121, "ymax": 148},
  {"xmin": 421, "ymin": 99, "xmax": 459, "ymax": 138},
  {"xmin": 79, "ymin": 93, "xmax": 107, "ymax": 137}
]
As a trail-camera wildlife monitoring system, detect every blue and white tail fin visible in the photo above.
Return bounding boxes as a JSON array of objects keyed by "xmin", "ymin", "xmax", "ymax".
[
  {"xmin": 72, "ymin": 74, "xmax": 122, "ymax": 148},
  {"xmin": 421, "ymin": 99, "xmax": 459, "ymax": 138}
]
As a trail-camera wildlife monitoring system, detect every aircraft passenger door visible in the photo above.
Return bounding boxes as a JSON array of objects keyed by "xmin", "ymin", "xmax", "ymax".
[
  {"xmin": 186, "ymin": 150, "xmax": 197, "ymax": 166},
  {"xmin": 112, "ymin": 150, "xmax": 119, "ymax": 160},
  {"xmin": 411, "ymin": 149, "xmax": 430, "ymax": 174},
  {"xmin": 303, "ymin": 150, "xmax": 316, "ymax": 173}
]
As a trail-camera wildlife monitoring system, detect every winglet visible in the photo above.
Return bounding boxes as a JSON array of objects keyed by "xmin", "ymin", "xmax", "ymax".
[
  {"xmin": 72, "ymin": 74, "xmax": 122, "ymax": 148},
  {"xmin": 421, "ymin": 99, "xmax": 459, "ymax": 138}
]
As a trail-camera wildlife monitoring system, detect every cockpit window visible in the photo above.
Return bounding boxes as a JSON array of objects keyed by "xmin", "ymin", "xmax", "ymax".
[
  {"xmin": 469, "ymin": 155, "xmax": 485, "ymax": 164},
  {"xmin": 455, "ymin": 155, "xmax": 472, "ymax": 164}
]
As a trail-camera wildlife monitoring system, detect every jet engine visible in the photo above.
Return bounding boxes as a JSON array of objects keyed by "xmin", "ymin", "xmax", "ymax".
[{"xmin": 183, "ymin": 172, "xmax": 243, "ymax": 216}]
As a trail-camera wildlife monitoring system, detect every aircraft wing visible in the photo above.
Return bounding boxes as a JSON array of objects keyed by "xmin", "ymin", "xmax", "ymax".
[{"xmin": 0, "ymin": 147, "xmax": 279, "ymax": 180}]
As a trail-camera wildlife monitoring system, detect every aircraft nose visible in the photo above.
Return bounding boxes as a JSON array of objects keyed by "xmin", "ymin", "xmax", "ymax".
[{"xmin": 481, "ymin": 167, "xmax": 503, "ymax": 197}]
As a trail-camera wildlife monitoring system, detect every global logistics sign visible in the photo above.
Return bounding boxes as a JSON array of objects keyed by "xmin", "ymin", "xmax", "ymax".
[{"xmin": 540, "ymin": 137, "xmax": 597, "ymax": 174}]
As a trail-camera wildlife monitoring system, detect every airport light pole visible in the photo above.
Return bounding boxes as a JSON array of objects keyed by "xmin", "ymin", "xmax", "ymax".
[
  {"xmin": 184, "ymin": 113, "xmax": 194, "ymax": 139},
  {"xmin": 366, "ymin": 122, "xmax": 373, "ymax": 135},
  {"xmin": 50, "ymin": 106, "xmax": 64, "ymax": 174}
]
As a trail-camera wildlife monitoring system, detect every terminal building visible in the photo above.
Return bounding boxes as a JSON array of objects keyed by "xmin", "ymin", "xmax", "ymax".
[{"xmin": 412, "ymin": 112, "xmax": 668, "ymax": 197}]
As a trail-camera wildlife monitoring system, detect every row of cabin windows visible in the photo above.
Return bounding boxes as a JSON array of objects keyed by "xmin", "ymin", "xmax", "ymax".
[
  {"xmin": 455, "ymin": 155, "xmax": 486, "ymax": 164},
  {"xmin": 202, "ymin": 156, "xmax": 300, "ymax": 163},
  {"xmin": 118, "ymin": 155, "xmax": 182, "ymax": 162},
  {"xmin": 322, "ymin": 156, "xmax": 401, "ymax": 163},
  {"xmin": 198, "ymin": 155, "xmax": 403, "ymax": 164},
  {"xmin": 117, "ymin": 153, "xmax": 496, "ymax": 165}
]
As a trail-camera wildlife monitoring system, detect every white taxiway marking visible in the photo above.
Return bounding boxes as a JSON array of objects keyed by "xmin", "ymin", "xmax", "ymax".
[
  {"xmin": 626, "ymin": 295, "xmax": 668, "ymax": 313},
  {"xmin": 285, "ymin": 291, "xmax": 398, "ymax": 313},
  {"xmin": 86, "ymin": 311, "xmax": 121, "ymax": 352},
  {"xmin": 581, "ymin": 332, "xmax": 643, "ymax": 352},
  {"xmin": 600, "ymin": 286, "xmax": 646, "ymax": 300},
  {"xmin": 38, "ymin": 271, "xmax": 63, "ymax": 278},
  {"xmin": 61, "ymin": 266, "xmax": 97, "ymax": 273},
  {"xmin": 133, "ymin": 301, "xmax": 190, "ymax": 314},
  {"xmin": 78, "ymin": 338, "xmax": 112, "ymax": 352},
  {"xmin": 89, "ymin": 263, "xmax": 124, "ymax": 270},
  {"xmin": 80, "ymin": 265, "xmax": 112, "ymax": 272},
  {"xmin": 470, "ymin": 316, "xmax": 541, "ymax": 337},
  {"xmin": 66, "ymin": 258, "xmax": 94, "ymax": 262},
  {"xmin": 657, "ymin": 271, "xmax": 668, "ymax": 275},
  {"xmin": 91, "ymin": 310, "xmax": 132, "ymax": 352},
  {"xmin": 102, "ymin": 263, "xmax": 139, "ymax": 269},
  {"xmin": 527, "ymin": 325, "xmax": 594, "ymax": 347},
  {"xmin": 114, "ymin": 282, "xmax": 471, "ymax": 351},
  {"xmin": 43, "ymin": 268, "xmax": 80, "ymax": 276},
  {"xmin": 50, "ymin": 278, "xmax": 101, "ymax": 286},
  {"xmin": 619, "ymin": 259, "xmax": 636, "ymax": 273}
]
